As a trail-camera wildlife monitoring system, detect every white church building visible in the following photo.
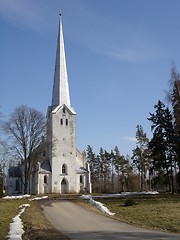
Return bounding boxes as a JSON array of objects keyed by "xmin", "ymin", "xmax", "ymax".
[{"xmin": 29, "ymin": 15, "xmax": 92, "ymax": 194}]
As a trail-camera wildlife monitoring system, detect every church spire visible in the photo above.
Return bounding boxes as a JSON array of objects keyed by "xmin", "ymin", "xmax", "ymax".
[{"xmin": 52, "ymin": 14, "xmax": 71, "ymax": 107}]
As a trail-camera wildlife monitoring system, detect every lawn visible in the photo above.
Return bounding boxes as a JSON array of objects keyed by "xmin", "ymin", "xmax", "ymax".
[
  {"xmin": 0, "ymin": 198, "xmax": 28, "ymax": 240},
  {"xmin": 98, "ymin": 194, "xmax": 180, "ymax": 233}
]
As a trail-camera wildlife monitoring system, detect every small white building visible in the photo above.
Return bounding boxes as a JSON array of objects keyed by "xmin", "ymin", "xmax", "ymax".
[{"xmin": 30, "ymin": 15, "xmax": 91, "ymax": 194}]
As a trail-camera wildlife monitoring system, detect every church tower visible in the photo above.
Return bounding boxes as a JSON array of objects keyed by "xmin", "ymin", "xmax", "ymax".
[{"xmin": 46, "ymin": 15, "xmax": 91, "ymax": 194}]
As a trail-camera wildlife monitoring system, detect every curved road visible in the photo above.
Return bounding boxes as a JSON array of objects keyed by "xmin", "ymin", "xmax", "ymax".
[{"xmin": 42, "ymin": 201, "xmax": 179, "ymax": 240}]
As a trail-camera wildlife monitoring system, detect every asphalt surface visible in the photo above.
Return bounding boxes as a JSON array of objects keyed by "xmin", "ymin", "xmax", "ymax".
[{"xmin": 42, "ymin": 200, "xmax": 180, "ymax": 240}]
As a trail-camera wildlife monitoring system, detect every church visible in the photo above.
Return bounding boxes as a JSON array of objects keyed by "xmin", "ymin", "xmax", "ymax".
[
  {"xmin": 7, "ymin": 15, "xmax": 92, "ymax": 195},
  {"xmin": 32, "ymin": 15, "xmax": 92, "ymax": 194},
  {"xmin": 31, "ymin": 15, "xmax": 92, "ymax": 194}
]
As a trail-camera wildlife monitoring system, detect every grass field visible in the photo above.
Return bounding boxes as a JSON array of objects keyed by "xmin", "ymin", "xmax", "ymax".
[
  {"xmin": 0, "ymin": 199, "xmax": 28, "ymax": 240},
  {"xmin": 98, "ymin": 194, "xmax": 180, "ymax": 233}
]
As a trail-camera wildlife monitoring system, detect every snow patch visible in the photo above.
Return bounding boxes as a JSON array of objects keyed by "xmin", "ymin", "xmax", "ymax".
[
  {"xmin": 80, "ymin": 195, "xmax": 115, "ymax": 216},
  {"xmin": 3, "ymin": 195, "xmax": 48, "ymax": 201},
  {"xmin": 3, "ymin": 194, "xmax": 30, "ymax": 199},
  {"xmin": 7, "ymin": 204, "xmax": 30, "ymax": 240},
  {"xmin": 5, "ymin": 195, "xmax": 48, "ymax": 239},
  {"xmin": 92, "ymin": 191, "xmax": 159, "ymax": 198},
  {"xmin": 29, "ymin": 196, "xmax": 48, "ymax": 201}
]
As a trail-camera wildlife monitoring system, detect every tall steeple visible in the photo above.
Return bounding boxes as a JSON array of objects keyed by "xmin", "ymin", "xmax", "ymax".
[{"xmin": 52, "ymin": 14, "xmax": 71, "ymax": 107}]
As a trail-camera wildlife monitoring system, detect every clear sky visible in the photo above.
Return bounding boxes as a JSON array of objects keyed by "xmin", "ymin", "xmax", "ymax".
[{"xmin": 1, "ymin": 0, "xmax": 180, "ymax": 156}]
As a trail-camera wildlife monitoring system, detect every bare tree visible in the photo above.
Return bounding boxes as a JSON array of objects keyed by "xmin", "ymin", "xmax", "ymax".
[
  {"xmin": 2, "ymin": 105, "xmax": 46, "ymax": 193},
  {"xmin": 0, "ymin": 140, "xmax": 8, "ymax": 195}
]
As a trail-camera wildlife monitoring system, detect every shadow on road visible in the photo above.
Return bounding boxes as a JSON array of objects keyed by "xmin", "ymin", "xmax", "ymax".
[{"xmin": 63, "ymin": 231, "xmax": 180, "ymax": 240}]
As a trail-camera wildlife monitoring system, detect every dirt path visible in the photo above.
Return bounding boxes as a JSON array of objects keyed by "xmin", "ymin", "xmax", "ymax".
[{"xmin": 42, "ymin": 201, "xmax": 180, "ymax": 240}]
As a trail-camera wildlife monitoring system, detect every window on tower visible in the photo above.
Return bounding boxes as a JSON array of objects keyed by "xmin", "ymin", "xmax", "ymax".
[
  {"xmin": 62, "ymin": 164, "xmax": 67, "ymax": 174},
  {"xmin": 61, "ymin": 118, "xmax": 63, "ymax": 125},
  {"xmin": 66, "ymin": 119, "xmax": 68, "ymax": 125}
]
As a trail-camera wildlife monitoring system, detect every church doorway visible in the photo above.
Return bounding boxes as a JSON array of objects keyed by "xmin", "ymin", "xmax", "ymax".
[{"xmin": 61, "ymin": 178, "xmax": 68, "ymax": 193}]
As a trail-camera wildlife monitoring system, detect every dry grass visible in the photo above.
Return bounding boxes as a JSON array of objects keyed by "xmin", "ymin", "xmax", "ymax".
[{"xmin": 98, "ymin": 194, "xmax": 180, "ymax": 233}]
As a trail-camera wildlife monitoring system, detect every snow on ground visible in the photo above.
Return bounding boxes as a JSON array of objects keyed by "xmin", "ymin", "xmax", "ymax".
[
  {"xmin": 7, "ymin": 204, "xmax": 30, "ymax": 240},
  {"xmin": 29, "ymin": 196, "xmax": 48, "ymax": 201},
  {"xmin": 80, "ymin": 191, "xmax": 159, "ymax": 216},
  {"xmin": 4, "ymin": 196, "xmax": 49, "ymax": 240},
  {"xmin": 92, "ymin": 191, "xmax": 159, "ymax": 198},
  {"xmin": 3, "ymin": 194, "xmax": 31, "ymax": 199},
  {"xmin": 80, "ymin": 195, "xmax": 115, "ymax": 216}
]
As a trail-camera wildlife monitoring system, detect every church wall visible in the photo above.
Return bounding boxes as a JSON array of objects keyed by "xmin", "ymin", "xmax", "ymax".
[
  {"xmin": 38, "ymin": 173, "xmax": 51, "ymax": 194},
  {"xmin": 75, "ymin": 152, "xmax": 91, "ymax": 193}
]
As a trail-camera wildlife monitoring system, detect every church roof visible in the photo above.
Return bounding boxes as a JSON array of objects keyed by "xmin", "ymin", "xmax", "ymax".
[
  {"xmin": 51, "ymin": 14, "xmax": 71, "ymax": 108},
  {"xmin": 41, "ymin": 160, "xmax": 51, "ymax": 173}
]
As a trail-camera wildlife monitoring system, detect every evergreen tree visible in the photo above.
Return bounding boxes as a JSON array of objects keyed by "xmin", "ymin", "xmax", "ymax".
[
  {"xmin": 132, "ymin": 125, "xmax": 149, "ymax": 191},
  {"xmin": 113, "ymin": 146, "xmax": 130, "ymax": 192},
  {"xmin": 148, "ymin": 100, "xmax": 176, "ymax": 192}
]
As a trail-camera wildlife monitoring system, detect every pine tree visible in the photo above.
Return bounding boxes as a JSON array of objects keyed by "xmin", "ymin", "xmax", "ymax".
[
  {"xmin": 148, "ymin": 100, "xmax": 176, "ymax": 192},
  {"xmin": 132, "ymin": 125, "xmax": 149, "ymax": 191},
  {"xmin": 113, "ymin": 146, "xmax": 129, "ymax": 192}
]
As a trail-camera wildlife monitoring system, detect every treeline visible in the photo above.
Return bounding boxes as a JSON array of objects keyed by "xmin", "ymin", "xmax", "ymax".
[
  {"xmin": 87, "ymin": 145, "xmax": 143, "ymax": 193},
  {"xmin": 87, "ymin": 65, "xmax": 180, "ymax": 194},
  {"xmin": 87, "ymin": 101, "xmax": 179, "ymax": 193}
]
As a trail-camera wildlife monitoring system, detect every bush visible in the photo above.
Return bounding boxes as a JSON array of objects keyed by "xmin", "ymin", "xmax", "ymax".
[{"xmin": 124, "ymin": 198, "xmax": 137, "ymax": 207}]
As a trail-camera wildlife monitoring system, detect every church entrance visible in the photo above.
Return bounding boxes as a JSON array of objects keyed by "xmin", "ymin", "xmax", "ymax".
[{"xmin": 61, "ymin": 178, "xmax": 68, "ymax": 193}]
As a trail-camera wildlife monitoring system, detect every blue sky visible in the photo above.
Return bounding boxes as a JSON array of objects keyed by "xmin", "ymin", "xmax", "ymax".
[{"xmin": 1, "ymin": 0, "xmax": 180, "ymax": 156}]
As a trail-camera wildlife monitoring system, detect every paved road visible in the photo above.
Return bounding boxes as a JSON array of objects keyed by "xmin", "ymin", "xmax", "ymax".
[{"xmin": 42, "ymin": 201, "xmax": 180, "ymax": 240}]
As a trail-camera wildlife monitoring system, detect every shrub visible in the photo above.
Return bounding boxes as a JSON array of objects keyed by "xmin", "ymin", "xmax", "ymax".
[{"xmin": 124, "ymin": 198, "xmax": 137, "ymax": 207}]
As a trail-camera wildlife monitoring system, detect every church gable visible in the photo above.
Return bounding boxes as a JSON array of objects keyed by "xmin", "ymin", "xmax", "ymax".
[{"xmin": 52, "ymin": 104, "xmax": 76, "ymax": 115}]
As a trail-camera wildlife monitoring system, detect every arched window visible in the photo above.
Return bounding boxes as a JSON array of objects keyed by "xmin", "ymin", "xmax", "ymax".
[
  {"xmin": 62, "ymin": 164, "xmax": 67, "ymax": 174},
  {"xmin": 44, "ymin": 175, "xmax": 48, "ymax": 184}
]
